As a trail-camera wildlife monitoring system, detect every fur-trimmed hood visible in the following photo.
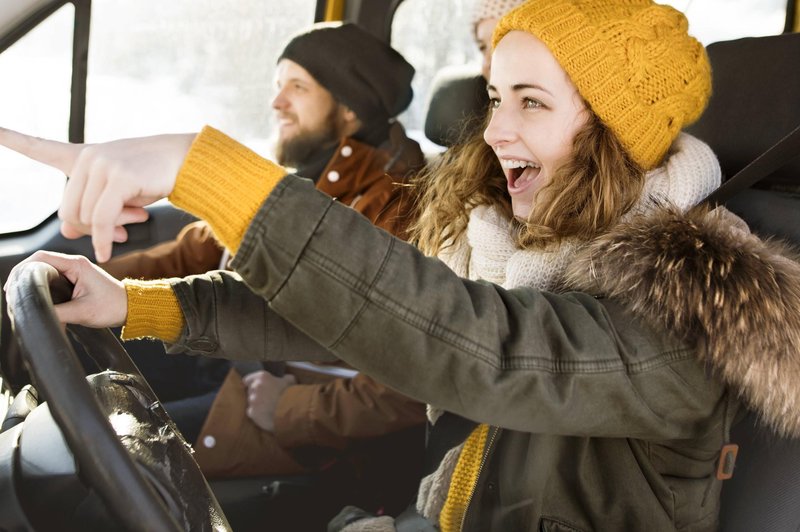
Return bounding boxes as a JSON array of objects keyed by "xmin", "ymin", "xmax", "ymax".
[{"xmin": 565, "ymin": 205, "xmax": 800, "ymax": 438}]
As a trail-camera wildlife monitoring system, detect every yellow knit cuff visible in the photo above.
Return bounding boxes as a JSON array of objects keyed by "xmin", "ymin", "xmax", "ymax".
[
  {"xmin": 121, "ymin": 279, "xmax": 184, "ymax": 343},
  {"xmin": 169, "ymin": 126, "xmax": 287, "ymax": 254},
  {"xmin": 439, "ymin": 423, "xmax": 490, "ymax": 532}
]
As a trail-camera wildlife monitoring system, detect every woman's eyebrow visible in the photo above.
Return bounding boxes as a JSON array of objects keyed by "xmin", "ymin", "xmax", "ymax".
[
  {"xmin": 485, "ymin": 82, "xmax": 552, "ymax": 96},
  {"xmin": 512, "ymin": 83, "xmax": 552, "ymax": 95}
]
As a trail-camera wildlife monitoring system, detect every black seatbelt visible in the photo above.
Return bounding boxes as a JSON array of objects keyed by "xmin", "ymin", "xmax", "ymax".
[{"xmin": 698, "ymin": 123, "xmax": 800, "ymax": 208}]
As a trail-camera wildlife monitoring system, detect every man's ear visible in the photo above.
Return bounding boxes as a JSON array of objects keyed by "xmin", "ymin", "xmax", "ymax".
[
  {"xmin": 342, "ymin": 106, "xmax": 359, "ymax": 124},
  {"xmin": 339, "ymin": 105, "xmax": 362, "ymax": 137}
]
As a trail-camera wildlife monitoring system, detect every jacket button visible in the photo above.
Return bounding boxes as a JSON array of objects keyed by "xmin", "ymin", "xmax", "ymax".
[
  {"xmin": 327, "ymin": 170, "xmax": 340, "ymax": 183},
  {"xmin": 202, "ymin": 435, "xmax": 216, "ymax": 448},
  {"xmin": 340, "ymin": 145, "xmax": 353, "ymax": 157}
]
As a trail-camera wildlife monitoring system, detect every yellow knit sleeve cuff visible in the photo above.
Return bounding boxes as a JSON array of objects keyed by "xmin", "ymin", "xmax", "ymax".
[
  {"xmin": 169, "ymin": 126, "xmax": 288, "ymax": 254},
  {"xmin": 121, "ymin": 279, "xmax": 184, "ymax": 343}
]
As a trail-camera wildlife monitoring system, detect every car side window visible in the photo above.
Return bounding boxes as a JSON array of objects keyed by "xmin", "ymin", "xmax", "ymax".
[
  {"xmin": 0, "ymin": 5, "xmax": 72, "ymax": 234},
  {"xmin": 662, "ymin": 0, "xmax": 788, "ymax": 44},
  {"xmin": 85, "ymin": 0, "xmax": 315, "ymax": 150}
]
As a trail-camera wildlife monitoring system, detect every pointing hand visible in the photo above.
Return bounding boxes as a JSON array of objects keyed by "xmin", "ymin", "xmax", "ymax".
[{"xmin": 0, "ymin": 127, "xmax": 195, "ymax": 262}]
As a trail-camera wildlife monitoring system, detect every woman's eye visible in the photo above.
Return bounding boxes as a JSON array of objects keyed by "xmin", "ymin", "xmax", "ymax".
[
  {"xmin": 489, "ymin": 97, "xmax": 500, "ymax": 110},
  {"xmin": 523, "ymin": 98, "xmax": 542, "ymax": 109}
]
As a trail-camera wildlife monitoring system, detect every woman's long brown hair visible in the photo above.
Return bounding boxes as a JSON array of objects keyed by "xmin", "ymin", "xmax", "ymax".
[{"xmin": 409, "ymin": 109, "xmax": 646, "ymax": 256}]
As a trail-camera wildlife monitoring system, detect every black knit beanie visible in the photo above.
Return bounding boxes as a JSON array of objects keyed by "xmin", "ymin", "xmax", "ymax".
[{"xmin": 278, "ymin": 22, "xmax": 415, "ymax": 127}]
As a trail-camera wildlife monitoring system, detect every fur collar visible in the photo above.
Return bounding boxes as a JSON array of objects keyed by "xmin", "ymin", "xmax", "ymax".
[{"xmin": 565, "ymin": 206, "xmax": 800, "ymax": 438}]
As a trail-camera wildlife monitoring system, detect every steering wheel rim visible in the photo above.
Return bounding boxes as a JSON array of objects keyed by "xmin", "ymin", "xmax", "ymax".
[{"xmin": 6, "ymin": 261, "xmax": 229, "ymax": 531}]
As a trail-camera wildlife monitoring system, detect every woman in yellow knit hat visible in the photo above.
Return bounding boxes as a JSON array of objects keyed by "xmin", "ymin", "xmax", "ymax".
[{"xmin": 5, "ymin": 1, "xmax": 800, "ymax": 531}]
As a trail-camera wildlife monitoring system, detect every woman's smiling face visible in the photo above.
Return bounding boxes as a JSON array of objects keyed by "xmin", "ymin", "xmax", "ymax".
[{"xmin": 483, "ymin": 31, "xmax": 589, "ymax": 221}]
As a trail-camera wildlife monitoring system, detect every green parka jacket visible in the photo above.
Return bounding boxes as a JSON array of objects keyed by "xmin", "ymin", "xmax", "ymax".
[{"xmin": 166, "ymin": 175, "xmax": 800, "ymax": 531}]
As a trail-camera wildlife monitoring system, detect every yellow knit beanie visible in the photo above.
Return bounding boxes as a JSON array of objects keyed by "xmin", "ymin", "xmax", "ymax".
[{"xmin": 494, "ymin": 0, "xmax": 711, "ymax": 170}]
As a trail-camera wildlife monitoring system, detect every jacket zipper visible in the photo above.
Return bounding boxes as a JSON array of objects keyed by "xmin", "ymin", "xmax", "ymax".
[{"xmin": 459, "ymin": 426, "xmax": 501, "ymax": 532}]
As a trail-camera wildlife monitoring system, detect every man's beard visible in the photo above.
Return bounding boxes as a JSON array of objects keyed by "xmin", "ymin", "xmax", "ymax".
[{"xmin": 275, "ymin": 106, "xmax": 342, "ymax": 169}]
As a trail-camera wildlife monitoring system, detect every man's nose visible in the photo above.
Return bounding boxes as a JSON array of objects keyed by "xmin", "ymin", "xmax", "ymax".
[{"xmin": 271, "ymin": 88, "xmax": 288, "ymax": 110}]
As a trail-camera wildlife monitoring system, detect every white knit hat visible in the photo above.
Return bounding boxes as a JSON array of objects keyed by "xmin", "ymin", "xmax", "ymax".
[{"xmin": 470, "ymin": 0, "xmax": 526, "ymax": 36}]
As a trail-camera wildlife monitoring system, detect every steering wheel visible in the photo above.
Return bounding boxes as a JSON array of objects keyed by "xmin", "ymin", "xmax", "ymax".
[{"xmin": 5, "ymin": 261, "xmax": 230, "ymax": 531}]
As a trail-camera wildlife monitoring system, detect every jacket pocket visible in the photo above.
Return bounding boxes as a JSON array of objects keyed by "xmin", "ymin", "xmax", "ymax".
[{"xmin": 539, "ymin": 516, "xmax": 587, "ymax": 532}]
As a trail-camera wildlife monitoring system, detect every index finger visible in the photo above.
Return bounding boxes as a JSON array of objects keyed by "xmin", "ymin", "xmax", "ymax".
[
  {"xmin": 91, "ymin": 183, "xmax": 129, "ymax": 263},
  {"xmin": 0, "ymin": 126, "xmax": 84, "ymax": 175}
]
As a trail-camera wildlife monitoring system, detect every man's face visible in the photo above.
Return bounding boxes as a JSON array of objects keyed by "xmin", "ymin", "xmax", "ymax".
[{"xmin": 272, "ymin": 59, "xmax": 343, "ymax": 167}]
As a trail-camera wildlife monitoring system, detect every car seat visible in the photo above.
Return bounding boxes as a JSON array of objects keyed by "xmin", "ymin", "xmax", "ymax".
[
  {"xmin": 423, "ymin": 65, "xmax": 488, "ymax": 149},
  {"xmin": 685, "ymin": 32, "xmax": 800, "ymax": 532}
]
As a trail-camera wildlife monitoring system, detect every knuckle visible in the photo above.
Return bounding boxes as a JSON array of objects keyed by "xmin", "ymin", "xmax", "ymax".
[{"xmin": 75, "ymin": 145, "xmax": 98, "ymax": 168}]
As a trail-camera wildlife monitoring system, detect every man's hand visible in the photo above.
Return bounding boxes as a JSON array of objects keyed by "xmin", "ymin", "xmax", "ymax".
[
  {"xmin": 0, "ymin": 127, "xmax": 196, "ymax": 262},
  {"xmin": 4, "ymin": 251, "xmax": 128, "ymax": 327},
  {"xmin": 242, "ymin": 370, "xmax": 297, "ymax": 432}
]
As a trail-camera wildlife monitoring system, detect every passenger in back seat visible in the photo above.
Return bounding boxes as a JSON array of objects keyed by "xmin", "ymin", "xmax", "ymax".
[{"xmin": 472, "ymin": 0, "xmax": 527, "ymax": 81}]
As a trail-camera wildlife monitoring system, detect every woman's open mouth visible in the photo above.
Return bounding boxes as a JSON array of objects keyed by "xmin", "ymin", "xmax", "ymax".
[{"xmin": 502, "ymin": 159, "xmax": 542, "ymax": 193}]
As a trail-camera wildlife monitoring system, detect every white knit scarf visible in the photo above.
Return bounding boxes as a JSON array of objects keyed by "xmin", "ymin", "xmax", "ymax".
[{"xmin": 437, "ymin": 132, "xmax": 721, "ymax": 293}]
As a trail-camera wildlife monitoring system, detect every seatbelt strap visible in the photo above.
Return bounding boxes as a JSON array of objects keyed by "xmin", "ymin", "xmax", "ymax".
[{"xmin": 698, "ymin": 123, "xmax": 800, "ymax": 208}]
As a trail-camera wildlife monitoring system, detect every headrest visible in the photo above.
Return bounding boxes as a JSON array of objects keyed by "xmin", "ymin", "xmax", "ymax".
[
  {"xmin": 423, "ymin": 66, "xmax": 489, "ymax": 148},
  {"xmin": 686, "ymin": 33, "xmax": 800, "ymax": 190}
]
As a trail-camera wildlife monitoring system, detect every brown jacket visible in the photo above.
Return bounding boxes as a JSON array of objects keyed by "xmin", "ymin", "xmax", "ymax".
[{"xmin": 102, "ymin": 220, "xmax": 224, "ymax": 280}]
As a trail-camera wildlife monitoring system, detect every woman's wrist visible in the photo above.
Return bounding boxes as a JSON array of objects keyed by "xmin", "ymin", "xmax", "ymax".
[
  {"xmin": 121, "ymin": 279, "xmax": 184, "ymax": 342},
  {"xmin": 168, "ymin": 126, "xmax": 287, "ymax": 254}
]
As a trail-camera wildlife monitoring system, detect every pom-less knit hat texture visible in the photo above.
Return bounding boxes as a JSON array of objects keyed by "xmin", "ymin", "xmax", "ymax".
[
  {"xmin": 494, "ymin": 0, "xmax": 711, "ymax": 170},
  {"xmin": 470, "ymin": 0, "xmax": 527, "ymax": 36},
  {"xmin": 279, "ymin": 22, "xmax": 414, "ymax": 125}
]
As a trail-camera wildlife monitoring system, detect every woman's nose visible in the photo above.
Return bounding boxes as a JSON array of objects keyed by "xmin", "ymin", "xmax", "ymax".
[{"xmin": 483, "ymin": 104, "xmax": 516, "ymax": 147}]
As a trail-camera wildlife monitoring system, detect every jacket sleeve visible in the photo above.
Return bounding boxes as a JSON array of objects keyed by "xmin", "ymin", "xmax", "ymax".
[
  {"xmin": 220, "ymin": 175, "xmax": 724, "ymax": 441},
  {"xmin": 167, "ymin": 270, "xmax": 338, "ymax": 363},
  {"xmin": 102, "ymin": 221, "xmax": 225, "ymax": 280},
  {"xmin": 273, "ymin": 374, "xmax": 426, "ymax": 450}
]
